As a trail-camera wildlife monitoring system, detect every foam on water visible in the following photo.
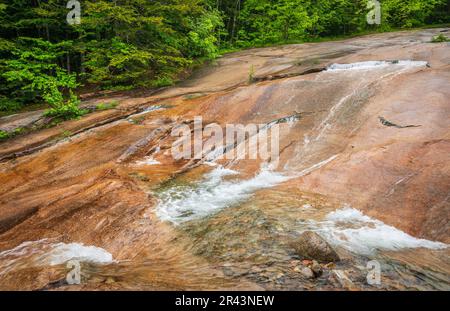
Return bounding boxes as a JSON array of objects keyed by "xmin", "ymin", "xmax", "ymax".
[
  {"xmin": 157, "ymin": 152, "xmax": 340, "ymax": 224},
  {"xmin": 326, "ymin": 60, "xmax": 428, "ymax": 71},
  {"xmin": 129, "ymin": 105, "xmax": 165, "ymax": 118},
  {"xmin": 47, "ymin": 242, "xmax": 114, "ymax": 265},
  {"xmin": 134, "ymin": 156, "xmax": 161, "ymax": 166},
  {"xmin": 298, "ymin": 206, "xmax": 448, "ymax": 255},
  {"xmin": 156, "ymin": 166, "xmax": 291, "ymax": 224},
  {"xmin": 0, "ymin": 240, "xmax": 113, "ymax": 275}
]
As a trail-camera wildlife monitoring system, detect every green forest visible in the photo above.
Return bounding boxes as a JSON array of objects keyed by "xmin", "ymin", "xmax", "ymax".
[{"xmin": 0, "ymin": 0, "xmax": 448, "ymax": 119}]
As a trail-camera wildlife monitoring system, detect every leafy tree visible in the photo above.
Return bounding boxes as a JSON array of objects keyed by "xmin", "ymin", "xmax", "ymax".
[
  {"xmin": 382, "ymin": 0, "xmax": 447, "ymax": 28},
  {"xmin": 0, "ymin": 0, "xmax": 448, "ymax": 119},
  {"xmin": 1, "ymin": 37, "xmax": 83, "ymax": 118}
]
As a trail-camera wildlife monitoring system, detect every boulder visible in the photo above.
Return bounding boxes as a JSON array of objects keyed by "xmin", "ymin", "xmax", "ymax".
[
  {"xmin": 299, "ymin": 267, "xmax": 315, "ymax": 279},
  {"xmin": 291, "ymin": 231, "xmax": 340, "ymax": 263}
]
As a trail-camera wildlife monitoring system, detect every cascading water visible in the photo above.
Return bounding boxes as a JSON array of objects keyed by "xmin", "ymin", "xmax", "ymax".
[
  {"xmin": 0, "ymin": 239, "xmax": 113, "ymax": 277},
  {"xmin": 156, "ymin": 166, "xmax": 292, "ymax": 224},
  {"xmin": 296, "ymin": 206, "xmax": 448, "ymax": 255},
  {"xmin": 326, "ymin": 60, "xmax": 428, "ymax": 71}
]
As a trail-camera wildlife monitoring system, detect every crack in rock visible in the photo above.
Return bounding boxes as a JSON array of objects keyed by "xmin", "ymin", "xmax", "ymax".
[{"xmin": 378, "ymin": 116, "xmax": 421, "ymax": 129}]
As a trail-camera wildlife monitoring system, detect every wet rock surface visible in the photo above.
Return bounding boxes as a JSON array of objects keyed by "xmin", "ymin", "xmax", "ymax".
[{"xmin": 0, "ymin": 28, "xmax": 449, "ymax": 290}]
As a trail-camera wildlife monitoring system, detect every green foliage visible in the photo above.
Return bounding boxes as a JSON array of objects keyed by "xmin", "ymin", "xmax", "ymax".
[
  {"xmin": 187, "ymin": 10, "xmax": 223, "ymax": 58},
  {"xmin": 238, "ymin": 0, "xmax": 312, "ymax": 44},
  {"xmin": 1, "ymin": 37, "xmax": 82, "ymax": 119},
  {"xmin": 96, "ymin": 101, "xmax": 119, "ymax": 111},
  {"xmin": 0, "ymin": 0, "xmax": 222, "ymax": 116},
  {"xmin": 0, "ymin": 97, "xmax": 22, "ymax": 112},
  {"xmin": 382, "ymin": 0, "xmax": 447, "ymax": 28},
  {"xmin": 0, "ymin": 0, "xmax": 448, "ymax": 119},
  {"xmin": 59, "ymin": 130, "xmax": 73, "ymax": 138},
  {"xmin": 0, "ymin": 130, "xmax": 9, "ymax": 140},
  {"xmin": 43, "ymin": 91, "xmax": 87, "ymax": 121},
  {"xmin": 78, "ymin": 0, "xmax": 216, "ymax": 88},
  {"xmin": 0, "ymin": 127, "xmax": 26, "ymax": 141},
  {"xmin": 248, "ymin": 65, "xmax": 255, "ymax": 83},
  {"xmin": 84, "ymin": 38, "xmax": 155, "ymax": 87},
  {"xmin": 129, "ymin": 116, "xmax": 145, "ymax": 125},
  {"xmin": 431, "ymin": 34, "xmax": 449, "ymax": 42},
  {"xmin": 225, "ymin": 0, "xmax": 448, "ymax": 45},
  {"xmin": 12, "ymin": 127, "xmax": 26, "ymax": 136},
  {"xmin": 152, "ymin": 76, "xmax": 175, "ymax": 88}
]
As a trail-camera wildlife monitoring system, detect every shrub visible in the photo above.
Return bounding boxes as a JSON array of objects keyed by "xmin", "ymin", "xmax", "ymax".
[
  {"xmin": 0, "ymin": 97, "xmax": 22, "ymax": 112},
  {"xmin": 0, "ymin": 127, "xmax": 25, "ymax": 141},
  {"xmin": 152, "ymin": 76, "xmax": 174, "ymax": 88},
  {"xmin": 0, "ymin": 130, "xmax": 9, "ymax": 140},
  {"xmin": 2, "ymin": 38, "xmax": 84, "ymax": 120},
  {"xmin": 96, "ymin": 101, "xmax": 119, "ymax": 111},
  {"xmin": 187, "ymin": 10, "xmax": 224, "ymax": 59},
  {"xmin": 248, "ymin": 65, "xmax": 255, "ymax": 83},
  {"xmin": 431, "ymin": 34, "xmax": 449, "ymax": 42},
  {"xmin": 44, "ymin": 92, "xmax": 87, "ymax": 121}
]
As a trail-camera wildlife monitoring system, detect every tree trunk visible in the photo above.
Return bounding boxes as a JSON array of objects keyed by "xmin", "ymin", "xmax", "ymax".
[
  {"xmin": 80, "ymin": 53, "xmax": 85, "ymax": 74},
  {"xmin": 230, "ymin": 0, "xmax": 240, "ymax": 43},
  {"xmin": 67, "ymin": 53, "xmax": 71, "ymax": 74},
  {"xmin": 45, "ymin": 25, "xmax": 50, "ymax": 41}
]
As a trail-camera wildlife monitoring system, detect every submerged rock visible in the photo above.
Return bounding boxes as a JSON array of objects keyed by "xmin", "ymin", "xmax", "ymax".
[
  {"xmin": 333, "ymin": 270, "xmax": 354, "ymax": 289},
  {"xmin": 310, "ymin": 260, "xmax": 323, "ymax": 277},
  {"xmin": 299, "ymin": 266, "xmax": 315, "ymax": 279},
  {"xmin": 291, "ymin": 231, "xmax": 340, "ymax": 263}
]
